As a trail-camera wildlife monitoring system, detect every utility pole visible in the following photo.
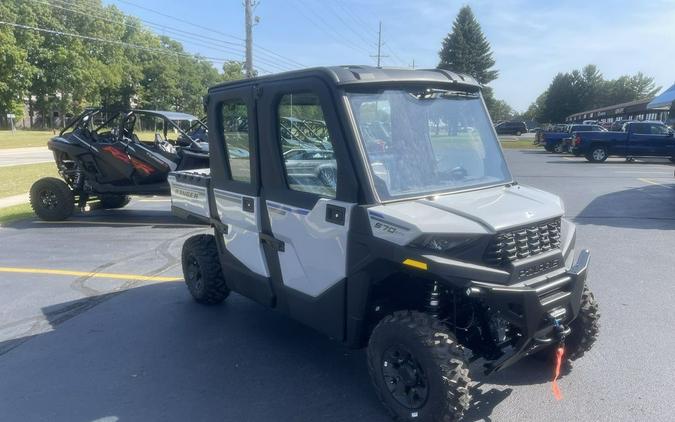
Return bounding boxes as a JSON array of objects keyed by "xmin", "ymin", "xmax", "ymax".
[
  {"xmin": 244, "ymin": 0, "xmax": 257, "ymax": 78},
  {"xmin": 370, "ymin": 21, "xmax": 388, "ymax": 68}
]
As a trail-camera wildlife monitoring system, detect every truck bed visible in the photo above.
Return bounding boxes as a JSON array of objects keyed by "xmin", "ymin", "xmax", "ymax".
[{"xmin": 168, "ymin": 168, "xmax": 211, "ymax": 223}]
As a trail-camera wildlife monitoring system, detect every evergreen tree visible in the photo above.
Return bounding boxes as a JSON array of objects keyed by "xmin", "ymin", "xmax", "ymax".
[{"xmin": 437, "ymin": 6, "xmax": 498, "ymax": 85}]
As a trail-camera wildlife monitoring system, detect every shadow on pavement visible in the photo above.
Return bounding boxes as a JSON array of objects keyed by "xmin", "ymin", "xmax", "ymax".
[
  {"xmin": 0, "ymin": 281, "xmax": 557, "ymax": 422},
  {"xmin": 6, "ymin": 208, "xmax": 204, "ymax": 230},
  {"xmin": 575, "ymin": 184, "xmax": 675, "ymax": 230}
]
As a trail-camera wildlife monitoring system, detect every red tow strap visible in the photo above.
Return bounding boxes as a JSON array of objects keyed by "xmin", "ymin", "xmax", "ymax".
[{"xmin": 551, "ymin": 346, "xmax": 565, "ymax": 400}]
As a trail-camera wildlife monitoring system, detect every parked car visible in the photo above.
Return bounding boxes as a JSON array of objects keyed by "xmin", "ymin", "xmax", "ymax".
[
  {"xmin": 572, "ymin": 121, "xmax": 675, "ymax": 162},
  {"xmin": 169, "ymin": 65, "xmax": 599, "ymax": 422},
  {"xmin": 495, "ymin": 121, "xmax": 528, "ymax": 135},
  {"xmin": 562, "ymin": 125, "xmax": 607, "ymax": 154},
  {"xmin": 534, "ymin": 124, "xmax": 567, "ymax": 146},
  {"xmin": 283, "ymin": 148, "xmax": 337, "ymax": 190},
  {"xmin": 610, "ymin": 120, "xmax": 630, "ymax": 131},
  {"xmin": 543, "ymin": 124, "xmax": 605, "ymax": 153},
  {"xmin": 29, "ymin": 108, "xmax": 210, "ymax": 221}
]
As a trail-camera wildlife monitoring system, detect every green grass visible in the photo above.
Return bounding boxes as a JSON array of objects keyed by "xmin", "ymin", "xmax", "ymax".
[
  {"xmin": 0, "ymin": 162, "xmax": 59, "ymax": 198},
  {"xmin": 0, "ymin": 203, "xmax": 34, "ymax": 225},
  {"xmin": 499, "ymin": 139, "xmax": 537, "ymax": 149},
  {"xmin": 0, "ymin": 130, "xmax": 54, "ymax": 149}
]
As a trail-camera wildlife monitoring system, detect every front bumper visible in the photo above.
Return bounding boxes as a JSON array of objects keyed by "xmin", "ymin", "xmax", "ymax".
[{"xmin": 473, "ymin": 249, "xmax": 590, "ymax": 373}]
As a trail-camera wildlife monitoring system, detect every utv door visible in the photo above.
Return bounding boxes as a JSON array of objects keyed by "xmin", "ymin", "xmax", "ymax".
[
  {"xmin": 207, "ymin": 86, "xmax": 275, "ymax": 306},
  {"xmin": 257, "ymin": 79, "xmax": 359, "ymax": 339}
]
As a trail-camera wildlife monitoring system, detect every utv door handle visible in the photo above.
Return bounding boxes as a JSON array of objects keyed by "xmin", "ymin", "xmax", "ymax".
[
  {"xmin": 325, "ymin": 204, "xmax": 346, "ymax": 225},
  {"xmin": 242, "ymin": 196, "xmax": 255, "ymax": 213}
]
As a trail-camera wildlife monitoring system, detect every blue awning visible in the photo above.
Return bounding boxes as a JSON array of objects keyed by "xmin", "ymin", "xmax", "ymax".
[{"xmin": 647, "ymin": 83, "xmax": 675, "ymax": 110}]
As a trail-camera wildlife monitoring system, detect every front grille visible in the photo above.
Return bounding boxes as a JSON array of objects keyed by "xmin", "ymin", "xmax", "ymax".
[{"xmin": 484, "ymin": 218, "xmax": 561, "ymax": 266}]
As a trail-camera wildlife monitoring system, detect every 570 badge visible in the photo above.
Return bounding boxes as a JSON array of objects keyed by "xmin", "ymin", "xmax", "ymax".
[{"xmin": 373, "ymin": 221, "xmax": 398, "ymax": 234}]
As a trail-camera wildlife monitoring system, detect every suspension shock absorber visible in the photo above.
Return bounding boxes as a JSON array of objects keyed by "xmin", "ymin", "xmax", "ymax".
[{"xmin": 426, "ymin": 280, "xmax": 441, "ymax": 318}]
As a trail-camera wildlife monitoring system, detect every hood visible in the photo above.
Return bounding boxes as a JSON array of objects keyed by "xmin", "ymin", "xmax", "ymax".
[
  {"xmin": 367, "ymin": 184, "xmax": 564, "ymax": 246},
  {"xmin": 419, "ymin": 184, "xmax": 563, "ymax": 232}
]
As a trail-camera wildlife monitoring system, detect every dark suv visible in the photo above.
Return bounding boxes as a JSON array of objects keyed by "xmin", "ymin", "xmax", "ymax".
[{"xmin": 495, "ymin": 121, "xmax": 528, "ymax": 135}]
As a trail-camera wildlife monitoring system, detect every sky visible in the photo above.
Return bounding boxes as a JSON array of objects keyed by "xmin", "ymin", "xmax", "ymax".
[{"xmin": 105, "ymin": 0, "xmax": 675, "ymax": 112}]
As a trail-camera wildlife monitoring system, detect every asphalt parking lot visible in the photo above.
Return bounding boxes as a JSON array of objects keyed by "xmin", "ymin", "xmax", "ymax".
[{"xmin": 1, "ymin": 149, "xmax": 674, "ymax": 422}]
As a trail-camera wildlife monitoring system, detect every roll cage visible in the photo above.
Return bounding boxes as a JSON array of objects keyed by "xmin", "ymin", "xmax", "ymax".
[{"xmin": 61, "ymin": 108, "xmax": 206, "ymax": 149}]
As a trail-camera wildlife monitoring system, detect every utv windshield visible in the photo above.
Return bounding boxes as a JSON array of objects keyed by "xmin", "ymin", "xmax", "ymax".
[{"xmin": 347, "ymin": 88, "xmax": 511, "ymax": 200}]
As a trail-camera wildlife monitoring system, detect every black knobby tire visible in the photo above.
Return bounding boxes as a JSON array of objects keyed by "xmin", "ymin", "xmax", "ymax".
[
  {"xmin": 565, "ymin": 286, "xmax": 600, "ymax": 361},
  {"xmin": 367, "ymin": 310, "xmax": 471, "ymax": 422},
  {"xmin": 29, "ymin": 177, "xmax": 74, "ymax": 221},
  {"xmin": 181, "ymin": 234, "xmax": 230, "ymax": 304},
  {"xmin": 585, "ymin": 145, "xmax": 608, "ymax": 162},
  {"xmin": 544, "ymin": 144, "xmax": 554, "ymax": 152},
  {"xmin": 553, "ymin": 142, "xmax": 564, "ymax": 154},
  {"xmin": 99, "ymin": 194, "xmax": 131, "ymax": 209}
]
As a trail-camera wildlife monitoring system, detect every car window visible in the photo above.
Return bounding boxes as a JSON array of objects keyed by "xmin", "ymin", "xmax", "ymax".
[
  {"xmin": 220, "ymin": 98, "xmax": 251, "ymax": 183},
  {"xmin": 650, "ymin": 124, "xmax": 669, "ymax": 135},
  {"xmin": 277, "ymin": 92, "xmax": 337, "ymax": 198},
  {"xmin": 631, "ymin": 123, "xmax": 649, "ymax": 135}
]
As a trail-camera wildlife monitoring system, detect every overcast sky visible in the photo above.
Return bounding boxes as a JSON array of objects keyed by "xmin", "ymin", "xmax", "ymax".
[{"xmin": 107, "ymin": 0, "xmax": 675, "ymax": 111}]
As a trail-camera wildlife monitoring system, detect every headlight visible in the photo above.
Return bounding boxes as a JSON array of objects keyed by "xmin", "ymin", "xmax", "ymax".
[{"xmin": 410, "ymin": 235, "xmax": 480, "ymax": 253}]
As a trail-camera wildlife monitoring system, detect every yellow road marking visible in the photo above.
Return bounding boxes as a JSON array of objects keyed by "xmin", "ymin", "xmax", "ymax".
[
  {"xmin": 0, "ymin": 266, "xmax": 181, "ymax": 282},
  {"xmin": 638, "ymin": 178, "xmax": 674, "ymax": 189},
  {"xmin": 32, "ymin": 220, "xmax": 201, "ymax": 227}
]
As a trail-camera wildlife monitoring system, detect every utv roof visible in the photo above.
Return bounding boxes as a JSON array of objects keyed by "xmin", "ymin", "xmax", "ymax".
[
  {"xmin": 209, "ymin": 65, "xmax": 481, "ymax": 92},
  {"xmin": 133, "ymin": 110, "xmax": 199, "ymax": 121}
]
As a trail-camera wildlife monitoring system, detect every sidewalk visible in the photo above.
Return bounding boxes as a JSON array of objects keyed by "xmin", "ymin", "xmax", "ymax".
[
  {"xmin": 0, "ymin": 147, "xmax": 52, "ymax": 167},
  {"xmin": 0, "ymin": 194, "xmax": 29, "ymax": 209}
]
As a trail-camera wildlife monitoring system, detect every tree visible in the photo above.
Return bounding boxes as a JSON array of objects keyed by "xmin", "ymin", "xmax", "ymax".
[
  {"xmin": 437, "ymin": 6, "xmax": 498, "ymax": 85},
  {"xmin": 221, "ymin": 61, "xmax": 247, "ymax": 81},
  {"xmin": 0, "ymin": 0, "xmax": 247, "ymax": 127},
  {"xmin": 525, "ymin": 65, "xmax": 661, "ymax": 123},
  {"xmin": 437, "ymin": 6, "xmax": 509, "ymax": 121}
]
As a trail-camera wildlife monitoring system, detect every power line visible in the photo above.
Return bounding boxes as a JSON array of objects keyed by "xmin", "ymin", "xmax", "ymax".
[
  {"xmin": 113, "ymin": 0, "xmax": 305, "ymax": 68},
  {"xmin": 370, "ymin": 21, "xmax": 388, "ymax": 68},
  {"xmin": 41, "ymin": 0, "xmax": 291, "ymax": 70},
  {"xmin": 30, "ymin": 0, "xmax": 292, "ymax": 72},
  {"xmin": 0, "ymin": 20, "xmax": 234, "ymax": 63},
  {"xmin": 324, "ymin": 1, "xmax": 377, "ymax": 48},
  {"xmin": 331, "ymin": 1, "xmax": 407, "ymax": 67},
  {"xmin": 333, "ymin": 0, "xmax": 377, "ymax": 36},
  {"xmin": 292, "ymin": 0, "xmax": 373, "ymax": 57}
]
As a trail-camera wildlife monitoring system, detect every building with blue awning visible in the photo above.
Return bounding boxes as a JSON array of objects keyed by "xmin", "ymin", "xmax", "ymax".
[{"xmin": 647, "ymin": 83, "xmax": 675, "ymax": 110}]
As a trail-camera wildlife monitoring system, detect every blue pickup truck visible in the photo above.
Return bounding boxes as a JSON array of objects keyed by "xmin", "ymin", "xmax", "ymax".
[
  {"xmin": 542, "ymin": 124, "xmax": 605, "ymax": 153},
  {"xmin": 572, "ymin": 121, "xmax": 675, "ymax": 162}
]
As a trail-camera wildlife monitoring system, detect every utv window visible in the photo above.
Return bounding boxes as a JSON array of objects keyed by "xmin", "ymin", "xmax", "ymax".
[
  {"xmin": 277, "ymin": 93, "xmax": 337, "ymax": 198},
  {"xmin": 134, "ymin": 115, "xmax": 167, "ymax": 144},
  {"xmin": 347, "ymin": 89, "xmax": 511, "ymax": 200},
  {"xmin": 220, "ymin": 98, "xmax": 251, "ymax": 183}
]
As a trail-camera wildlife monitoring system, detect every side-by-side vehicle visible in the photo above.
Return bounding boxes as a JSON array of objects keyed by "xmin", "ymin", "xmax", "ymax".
[
  {"xmin": 30, "ymin": 108, "xmax": 210, "ymax": 221},
  {"xmin": 170, "ymin": 66, "xmax": 600, "ymax": 422}
]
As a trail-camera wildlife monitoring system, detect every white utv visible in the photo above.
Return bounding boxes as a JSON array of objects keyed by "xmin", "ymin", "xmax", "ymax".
[{"xmin": 171, "ymin": 66, "xmax": 599, "ymax": 421}]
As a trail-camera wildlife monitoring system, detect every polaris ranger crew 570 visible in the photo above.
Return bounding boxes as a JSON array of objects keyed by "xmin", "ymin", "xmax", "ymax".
[{"xmin": 171, "ymin": 66, "xmax": 599, "ymax": 422}]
